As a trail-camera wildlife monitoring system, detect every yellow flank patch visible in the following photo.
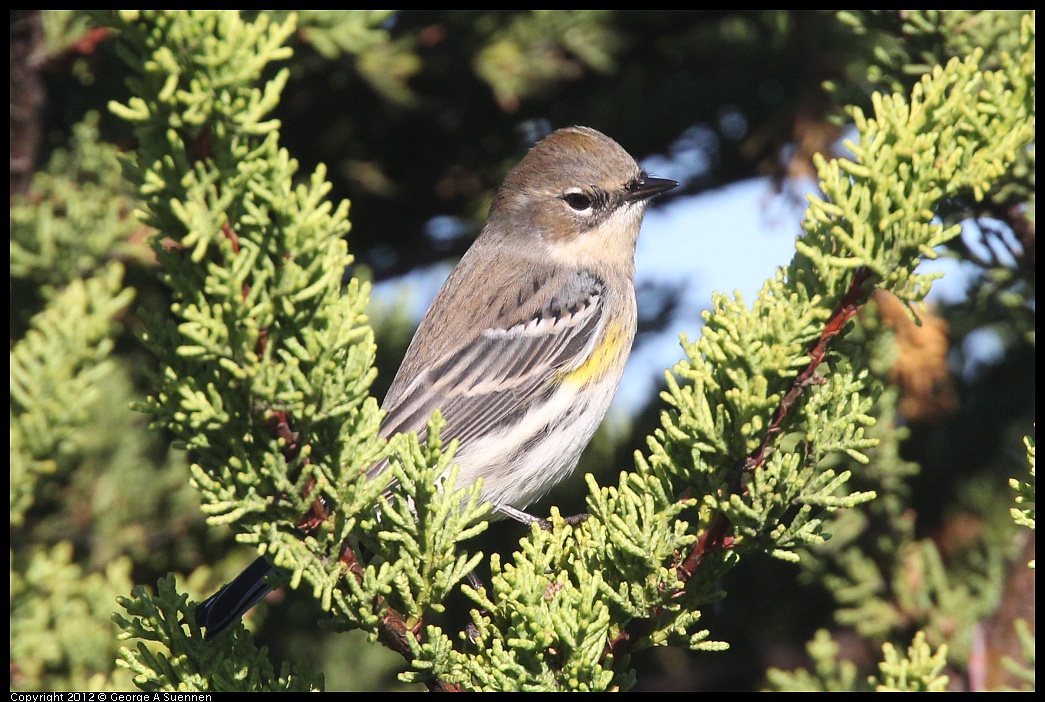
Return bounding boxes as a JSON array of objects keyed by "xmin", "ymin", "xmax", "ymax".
[{"xmin": 558, "ymin": 319, "xmax": 629, "ymax": 387}]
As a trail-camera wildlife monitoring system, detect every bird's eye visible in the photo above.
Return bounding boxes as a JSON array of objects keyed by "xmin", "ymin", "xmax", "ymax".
[{"xmin": 563, "ymin": 191, "xmax": 593, "ymax": 211}]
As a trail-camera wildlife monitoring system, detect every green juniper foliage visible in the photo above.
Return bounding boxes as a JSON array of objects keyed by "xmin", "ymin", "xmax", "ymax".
[
  {"xmin": 10, "ymin": 118, "xmax": 142, "ymax": 289},
  {"xmin": 10, "ymin": 542, "xmax": 135, "ymax": 691},
  {"xmin": 105, "ymin": 10, "xmax": 1033, "ymax": 692},
  {"xmin": 765, "ymin": 13, "xmax": 1035, "ymax": 693},
  {"xmin": 10, "ymin": 97, "xmax": 142, "ymax": 693},
  {"xmin": 115, "ymin": 575, "xmax": 321, "ymax": 692},
  {"xmin": 10, "ymin": 264, "xmax": 135, "ymax": 527},
  {"xmin": 106, "ymin": 9, "xmax": 389, "ymax": 629},
  {"xmin": 1011, "ymin": 435, "xmax": 1035, "ymax": 541},
  {"xmin": 9, "ymin": 268, "xmax": 137, "ymax": 692},
  {"xmin": 764, "ymin": 628, "xmax": 867, "ymax": 692},
  {"xmin": 872, "ymin": 631, "xmax": 951, "ymax": 692}
]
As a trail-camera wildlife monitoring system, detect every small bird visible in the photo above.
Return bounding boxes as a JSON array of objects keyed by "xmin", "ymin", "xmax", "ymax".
[{"xmin": 195, "ymin": 125, "xmax": 678, "ymax": 638}]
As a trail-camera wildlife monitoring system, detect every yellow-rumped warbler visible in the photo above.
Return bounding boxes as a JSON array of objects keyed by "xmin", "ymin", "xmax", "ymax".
[{"xmin": 196, "ymin": 126, "xmax": 678, "ymax": 637}]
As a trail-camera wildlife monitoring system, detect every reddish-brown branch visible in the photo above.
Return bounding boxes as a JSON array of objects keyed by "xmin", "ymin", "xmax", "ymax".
[
  {"xmin": 337, "ymin": 542, "xmax": 461, "ymax": 691},
  {"xmin": 748, "ymin": 265, "xmax": 873, "ymax": 470},
  {"xmin": 68, "ymin": 27, "xmax": 111, "ymax": 56},
  {"xmin": 680, "ymin": 266, "xmax": 872, "ymax": 578},
  {"xmin": 606, "ymin": 267, "xmax": 875, "ymax": 661}
]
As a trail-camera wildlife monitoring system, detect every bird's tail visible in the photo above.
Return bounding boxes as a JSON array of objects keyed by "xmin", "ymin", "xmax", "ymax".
[{"xmin": 195, "ymin": 556, "xmax": 274, "ymax": 640}]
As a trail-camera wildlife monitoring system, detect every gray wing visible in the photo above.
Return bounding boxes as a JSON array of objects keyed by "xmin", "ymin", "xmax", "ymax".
[{"xmin": 369, "ymin": 267, "xmax": 607, "ymax": 478}]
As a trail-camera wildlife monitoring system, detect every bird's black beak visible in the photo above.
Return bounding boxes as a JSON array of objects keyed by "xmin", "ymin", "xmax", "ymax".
[{"xmin": 624, "ymin": 172, "xmax": 679, "ymax": 202}]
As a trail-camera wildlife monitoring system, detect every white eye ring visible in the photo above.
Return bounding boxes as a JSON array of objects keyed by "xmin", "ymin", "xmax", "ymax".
[{"xmin": 563, "ymin": 188, "xmax": 593, "ymax": 212}]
